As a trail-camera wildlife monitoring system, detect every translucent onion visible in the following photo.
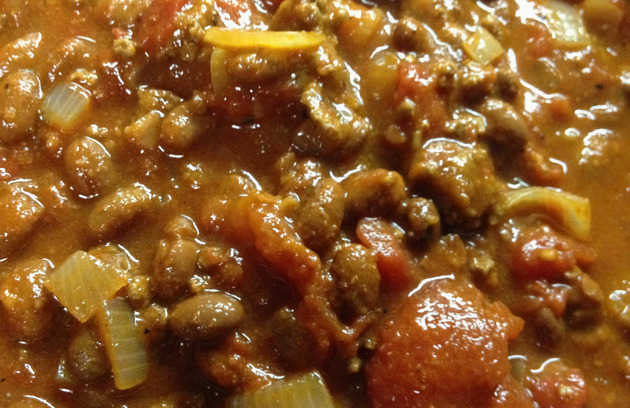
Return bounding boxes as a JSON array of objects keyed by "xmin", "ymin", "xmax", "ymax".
[
  {"xmin": 544, "ymin": 0, "xmax": 590, "ymax": 47},
  {"xmin": 494, "ymin": 186, "xmax": 591, "ymax": 241},
  {"xmin": 463, "ymin": 27, "xmax": 504, "ymax": 65},
  {"xmin": 229, "ymin": 371, "xmax": 335, "ymax": 408},
  {"xmin": 46, "ymin": 250, "xmax": 129, "ymax": 322},
  {"xmin": 42, "ymin": 82, "xmax": 91, "ymax": 131},
  {"xmin": 98, "ymin": 298, "xmax": 148, "ymax": 390},
  {"xmin": 204, "ymin": 28, "xmax": 325, "ymax": 50},
  {"xmin": 210, "ymin": 47, "xmax": 229, "ymax": 94},
  {"xmin": 582, "ymin": 0, "xmax": 624, "ymax": 33}
]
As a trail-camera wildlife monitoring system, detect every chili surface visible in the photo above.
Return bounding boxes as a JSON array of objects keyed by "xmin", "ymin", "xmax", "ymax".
[{"xmin": 1, "ymin": 0, "xmax": 630, "ymax": 407}]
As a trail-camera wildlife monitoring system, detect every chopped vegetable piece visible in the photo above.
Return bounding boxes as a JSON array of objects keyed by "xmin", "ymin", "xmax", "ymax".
[
  {"xmin": 582, "ymin": 0, "xmax": 624, "ymax": 34},
  {"xmin": 203, "ymin": 28, "xmax": 325, "ymax": 50},
  {"xmin": 494, "ymin": 186, "xmax": 591, "ymax": 241},
  {"xmin": 543, "ymin": 0, "xmax": 590, "ymax": 47},
  {"xmin": 463, "ymin": 27, "xmax": 505, "ymax": 65},
  {"xmin": 42, "ymin": 82, "xmax": 91, "ymax": 131},
  {"xmin": 46, "ymin": 250, "xmax": 129, "ymax": 322},
  {"xmin": 229, "ymin": 371, "xmax": 335, "ymax": 408},
  {"xmin": 211, "ymin": 47, "xmax": 230, "ymax": 93},
  {"xmin": 356, "ymin": 218, "xmax": 414, "ymax": 290},
  {"xmin": 98, "ymin": 298, "xmax": 148, "ymax": 390}
]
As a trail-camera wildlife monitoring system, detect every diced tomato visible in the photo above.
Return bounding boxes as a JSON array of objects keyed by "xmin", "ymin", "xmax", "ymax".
[
  {"xmin": 96, "ymin": 50, "xmax": 133, "ymax": 102},
  {"xmin": 524, "ymin": 280, "xmax": 569, "ymax": 317},
  {"xmin": 356, "ymin": 218, "xmax": 413, "ymax": 290},
  {"xmin": 215, "ymin": 0, "xmax": 260, "ymax": 28},
  {"xmin": 367, "ymin": 280, "xmax": 523, "ymax": 408},
  {"xmin": 528, "ymin": 361, "xmax": 588, "ymax": 408},
  {"xmin": 523, "ymin": 22, "xmax": 553, "ymax": 59},
  {"xmin": 395, "ymin": 61, "xmax": 447, "ymax": 135},
  {"xmin": 136, "ymin": 0, "xmax": 189, "ymax": 56},
  {"xmin": 510, "ymin": 226, "xmax": 596, "ymax": 281}
]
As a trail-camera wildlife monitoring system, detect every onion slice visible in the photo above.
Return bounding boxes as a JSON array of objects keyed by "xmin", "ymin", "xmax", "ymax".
[
  {"xmin": 543, "ymin": 0, "xmax": 590, "ymax": 47},
  {"xmin": 46, "ymin": 250, "xmax": 129, "ymax": 322},
  {"xmin": 229, "ymin": 371, "xmax": 335, "ymax": 408},
  {"xmin": 203, "ymin": 28, "xmax": 325, "ymax": 50},
  {"xmin": 98, "ymin": 298, "xmax": 148, "ymax": 390},
  {"xmin": 493, "ymin": 186, "xmax": 591, "ymax": 241},
  {"xmin": 42, "ymin": 82, "xmax": 91, "ymax": 131},
  {"xmin": 463, "ymin": 27, "xmax": 504, "ymax": 65}
]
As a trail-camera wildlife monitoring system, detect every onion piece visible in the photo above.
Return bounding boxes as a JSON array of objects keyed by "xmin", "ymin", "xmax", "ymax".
[
  {"xmin": 229, "ymin": 371, "xmax": 335, "ymax": 408},
  {"xmin": 46, "ymin": 250, "xmax": 129, "ymax": 322},
  {"xmin": 493, "ymin": 186, "xmax": 591, "ymax": 241},
  {"xmin": 98, "ymin": 298, "xmax": 148, "ymax": 390},
  {"xmin": 42, "ymin": 82, "xmax": 91, "ymax": 131},
  {"xmin": 543, "ymin": 0, "xmax": 590, "ymax": 48},
  {"xmin": 203, "ymin": 28, "xmax": 325, "ymax": 50},
  {"xmin": 463, "ymin": 27, "xmax": 504, "ymax": 65},
  {"xmin": 211, "ymin": 47, "xmax": 229, "ymax": 94}
]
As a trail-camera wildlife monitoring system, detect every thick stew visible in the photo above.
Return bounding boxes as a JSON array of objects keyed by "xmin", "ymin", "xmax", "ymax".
[{"xmin": 1, "ymin": 0, "xmax": 630, "ymax": 406}]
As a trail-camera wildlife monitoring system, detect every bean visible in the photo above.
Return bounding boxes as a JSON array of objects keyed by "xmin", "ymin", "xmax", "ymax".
[
  {"xmin": 64, "ymin": 136, "xmax": 116, "ymax": 197},
  {"xmin": 0, "ymin": 69, "xmax": 42, "ymax": 143},
  {"xmin": 168, "ymin": 292, "xmax": 244, "ymax": 340},
  {"xmin": 87, "ymin": 184, "xmax": 153, "ymax": 238}
]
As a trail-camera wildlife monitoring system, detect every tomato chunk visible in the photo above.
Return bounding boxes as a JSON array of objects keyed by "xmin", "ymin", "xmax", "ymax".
[
  {"xmin": 136, "ymin": 0, "xmax": 189, "ymax": 56},
  {"xmin": 367, "ymin": 279, "xmax": 523, "ymax": 408},
  {"xmin": 511, "ymin": 226, "xmax": 596, "ymax": 281},
  {"xmin": 528, "ymin": 361, "xmax": 588, "ymax": 408},
  {"xmin": 356, "ymin": 218, "xmax": 413, "ymax": 290}
]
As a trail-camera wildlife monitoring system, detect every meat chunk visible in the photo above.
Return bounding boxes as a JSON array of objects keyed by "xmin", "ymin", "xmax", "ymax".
[
  {"xmin": 367, "ymin": 279, "xmax": 523, "ymax": 408},
  {"xmin": 0, "ymin": 69, "xmax": 42, "ymax": 143},
  {"xmin": 404, "ymin": 197, "xmax": 441, "ymax": 242},
  {"xmin": 268, "ymin": 307, "xmax": 319, "ymax": 369},
  {"xmin": 68, "ymin": 324, "xmax": 110, "ymax": 383},
  {"xmin": 64, "ymin": 136, "xmax": 117, "ymax": 197},
  {"xmin": 87, "ymin": 183, "xmax": 153, "ymax": 238},
  {"xmin": 296, "ymin": 178, "xmax": 345, "ymax": 254},
  {"xmin": 342, "ymin": 169, "xmax": 406, "ymax": 218},
  {"xmin": 330, "ymin": 244, "xmax": 380, "ymax": 317},
  {"xmin": 0, "ymin": 258, "xmax": 58, "ymax": 341},
  {"xmin": 0, "ymin": 182, "xmax": 44, "ymax": 255},
  {"xmin": 409, "ymin": 139, "xmax": 500, "ymax": 228},
  {"xmin": 295, "ymin": 81, "xmax": 371, "ymax": 157},
  {"xmin": 270, "ymin": 0, "xmax": 323, "ymax": 31}
]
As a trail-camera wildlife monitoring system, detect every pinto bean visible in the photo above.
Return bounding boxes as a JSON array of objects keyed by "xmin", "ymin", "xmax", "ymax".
[
  {"xmin": 152, "ymin": 216, "xmax": 200, "ymax": 300},
  {"xmin": 0, "ymin": 70, "xmax": 42, "ymax": 143},
  {"xmin": 168, "ymin": 292, "xmax": 244, "ymax": 340},
  {"xmin": 87, "ymin": 184, "xmax": 153, "ymax": 238},
  {"xmin": 477, "ymin": 97, "xmax": 529, "ymax": 151},
  {"xmin": 64, "ymin": 136, "xmax": 116, "ymax": 197}
]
